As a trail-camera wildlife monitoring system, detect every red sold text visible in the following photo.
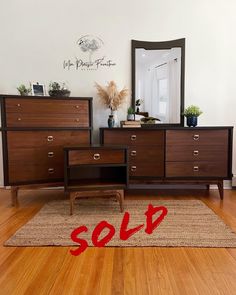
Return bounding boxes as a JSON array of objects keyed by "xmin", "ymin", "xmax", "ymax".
[{"xmin": 70, "ymin": 204, "xmax": 168, "ymax": 256}]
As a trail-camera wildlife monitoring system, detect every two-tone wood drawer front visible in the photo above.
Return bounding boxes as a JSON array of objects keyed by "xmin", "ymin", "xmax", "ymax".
[
  {"xmin": 6, "ymin": 98, "xmax": 89, "ymax": 114},
  {"xmin": 69, "ymin": 149, "xmax": 125, "ymax": 165},
  {"xmin": 8, "ymin": 163, "xmax": 63, "ymax": 183},
  {"xmin": 166, "ymin": 130, "xmax": 229, "ymax": 178},
  {"xmin": 5, "ymin": 98, "xmax": 89, "ymax": 127},
  {"xmin": 7, "ymin": 130, "xmax": 90, "ymax": 148},
  {"xmin": 166, "ymin": 162, "xmax": 228, "ymax": 178},
  {"xmin": 166, "ymin": 130, "xmax": 228, "ymax": 146},
  {"xmin": 129, "ymin": 146, "xmax": 164, "ymax": 177},
  {"xmin": 7, "ymin": 130, "xmax": 90, "ymax": 184},
  {"xmin": 166, "ymin": 145, "xmax": 228, "ymax": 162},
  {"xmin": 103, "ymin": 130, "xmax": 164, "ymax": 146},
  {"xmin": 102, "ymin": 129, "xmax": 165, "ymax": 178}
]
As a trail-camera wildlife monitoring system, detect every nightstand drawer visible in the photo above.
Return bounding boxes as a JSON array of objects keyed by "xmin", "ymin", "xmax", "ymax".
[
  {"xmin": 166, "ymin": 145, "xmax": 228, "ymax": 162},
  {"xmin": 166, "ymin": 161, "xmax": 228, "ymax": 178},
  {"xmin": 166, "ymin": 130, "xmax": 228, "ymax": 146},
  {"xmin": 69, "ymin": 149, "xmax": 125, "ymax": 165}
]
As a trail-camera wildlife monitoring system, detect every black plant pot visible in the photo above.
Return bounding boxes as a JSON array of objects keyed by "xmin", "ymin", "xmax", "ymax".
[{"xmin": 187, "ymin": 116, "xmax": 198, "ymax": 127}]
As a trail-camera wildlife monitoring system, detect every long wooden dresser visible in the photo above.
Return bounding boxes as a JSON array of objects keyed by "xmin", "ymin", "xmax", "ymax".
[
  {"xmin": 0, "ymin": 95, "xmax": 92, "ymax": 205},
  {"xmin": 100, "ymin": 127, "xmax": 233, "ymax": 199}
]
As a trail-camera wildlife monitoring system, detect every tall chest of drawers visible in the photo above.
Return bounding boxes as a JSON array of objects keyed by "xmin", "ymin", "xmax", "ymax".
[
  {"xmin": 0, "ymin": 95, "xmax": 92, "ymax": 203},
  {"xmin": 100, "ymin": 127, "xmax": 233, "ymax": 198}
]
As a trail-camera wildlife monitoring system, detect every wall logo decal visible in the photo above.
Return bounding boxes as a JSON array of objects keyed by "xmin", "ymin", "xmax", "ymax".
[{"xmin": 63, "ymin": 35, "xmax": 116, "ymax": 71}]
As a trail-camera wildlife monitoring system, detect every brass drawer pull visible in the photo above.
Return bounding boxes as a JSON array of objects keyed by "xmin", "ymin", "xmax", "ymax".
[
  {"xmin": 47, "ymin": 136, "xmax": 54, "ymax": 142},
  {"xmin": 48, "ymin": 152, "xmax": 54, "ymax": 158},
  {"xmin": 75, "ymin": 105, "xmax": 80, "ymax": 109},
  {"xmin": 17, "ymin": 103, "xmax": 21, "ymax": 107},
  {"xmin": 131, "ymin": 150, "xmax": 137, "ymax": 156},
  {"xmin": 131, "ymin": 166, "xmax": 137, "ymax": 172},
  {"xmin": 131, "ymin": 135, "xmax": 137, "ymax": 141},
  {"xmin": 93, "ymin": 153, "xmax": 100, "ymax": 160},
  {"xmin": 48, "ymin": 168, "xmax": 54, "ymax": 174},
  {"xmin": 193, "ymin": 134, "xmax": 199, "ymax": 141},
  {"xmin": 193, "ymin": 150, "xmax": 199, "ymax": 156},
  {"xmin": 17, "ymin": 118, "xmax": 21, "ymax": 121},
  {"xmin": 193, "ymin": 166, "xmax": 199, "ymax": 172},
  {"xmin": 75, "ymin": 118, "xmax": 80, "ymax": 122}
]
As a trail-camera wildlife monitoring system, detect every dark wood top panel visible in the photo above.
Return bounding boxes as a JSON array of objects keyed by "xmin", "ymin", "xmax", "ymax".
[
  {"xmin": 100, "ymin": 126, "xmax": 233, "ymax": 130},
  {"xmin": 0, "ymin": 95, "xmax": 92, "ymax": 100}
]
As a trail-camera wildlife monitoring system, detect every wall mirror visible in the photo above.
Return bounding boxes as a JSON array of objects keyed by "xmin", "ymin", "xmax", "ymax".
[{"xmin": 131, "ymin": 39, "xmax": 185, "ymax": 126}]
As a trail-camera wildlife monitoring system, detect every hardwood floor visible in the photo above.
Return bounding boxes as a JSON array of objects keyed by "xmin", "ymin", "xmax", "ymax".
[{"xmin": 0, "ymin": 187, "xmax": 236, "ymax": 295}]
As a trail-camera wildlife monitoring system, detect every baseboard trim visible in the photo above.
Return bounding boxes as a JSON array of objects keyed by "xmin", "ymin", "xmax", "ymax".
[{"xmin": 232, "ymin": 176, "xmax": 236, "ymax": 188}]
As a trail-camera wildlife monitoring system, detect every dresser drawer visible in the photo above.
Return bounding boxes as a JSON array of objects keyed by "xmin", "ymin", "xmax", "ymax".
[
  {"xmin": 8, "ymin": 163, "xmax": 63, "ymax": 183},
  {"xmin": 8, "ymin": 147, "xmax": 64, "ymax": 167},
  {"xmin": 166, "ymin": 162, "xmax": 228, "ymax": 178},
  {"xmin": 130, "ymin": 161, "xmax": 164, "ymax": 177},
  {"xmin": 129, "ymin": 146, "xmax": 164, "ymax": 164},
  {"xmin": 166, "ymin": 130, "xmax": 228, "ymax": 146},
  {"xmin": 166, "ymin": 145, "xmax": 228, "ymax": 162},
  {"xmin": 69, "ymin": 149, "xmax": 125, "ymax": 165},
  {"xmin": 103, "ymin": 130, "xmax": 164, "ymax": 146},
  {"xmin": 7, "ymin": 130, "xmax": 90, "ymax": 149},
  {"xmin": 5, "ymin": 98, "xmax": 89, "ymax": 114},
  {"xmin": 7, "ymin": 130, "xmax": 90, "ymax": 184},
  {"xmin": 6, "ymin": 113, "xmax": 89, "ymax": 128}
]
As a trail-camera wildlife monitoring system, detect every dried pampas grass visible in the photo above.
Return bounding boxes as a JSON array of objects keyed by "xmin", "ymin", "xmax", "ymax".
[{"xmin": 95, "ymin": 81, "xmax": 128, "ymax": 113}]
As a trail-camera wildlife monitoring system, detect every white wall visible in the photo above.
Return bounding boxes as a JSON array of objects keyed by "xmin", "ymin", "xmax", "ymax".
[{"xmin": 0, "ymin": 0, "xmax": 236, "ymax": 186}]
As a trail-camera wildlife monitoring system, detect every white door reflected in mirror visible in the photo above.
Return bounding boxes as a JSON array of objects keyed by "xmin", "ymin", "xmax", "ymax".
[{"xmin": 135, "ymin": 47, "xmax": 181, "ymax": 123}]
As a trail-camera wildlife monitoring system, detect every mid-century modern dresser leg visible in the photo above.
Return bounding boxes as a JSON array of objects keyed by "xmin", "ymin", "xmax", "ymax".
[
  {"xmin": 11, "ymin": 186, "xmax": 19, "ymax": 207},
  {"xmin": 70, "ymin": 192, "xmax": 75, "ymax": 215},
  {"xmin": 217, "ymin": 180, "xmax": 224, "ymax": 200},
  {"xmin": 117, "ymin": 190, "xmax": 124, "ymax": 212},
  {"xmin": 206, "ymin": 184, "xmax": 210, "ymax": 190}
]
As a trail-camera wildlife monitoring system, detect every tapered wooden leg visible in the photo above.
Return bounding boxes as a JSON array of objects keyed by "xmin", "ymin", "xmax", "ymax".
[
  {"xmin": 117, "ymin": 190, "xmax": 124, "ymax": 212},
  {"xmin": 206, "ymin": 184, "xmax": 210, "ymax": 190},
  {"xmin": 70, "ymin": 192, "xmax": 75, "ymax": 215},
  {"xmin": 11, "ymin": 186, "xmax": 19, "ymax": 207},
  {"xmin": 217, "ymin": 180, "xmax": 224, "ymax": 200}
]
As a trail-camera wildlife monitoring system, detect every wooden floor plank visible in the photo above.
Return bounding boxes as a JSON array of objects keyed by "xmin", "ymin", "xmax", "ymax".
[{"xmin": 0, "ymin": 188, "xmax": 236, "ymax": 295}]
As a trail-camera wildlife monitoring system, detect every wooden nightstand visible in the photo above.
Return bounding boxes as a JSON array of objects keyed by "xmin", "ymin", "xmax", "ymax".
[{"xmin": 64, "ymin": 145, "xmax": 128, "ymax": 215}]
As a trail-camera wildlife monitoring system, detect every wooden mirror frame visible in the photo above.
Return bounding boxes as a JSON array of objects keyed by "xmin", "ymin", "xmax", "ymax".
[{"xmin": 131, "ymin": 38, "xmax": 185, "ymax": 126}]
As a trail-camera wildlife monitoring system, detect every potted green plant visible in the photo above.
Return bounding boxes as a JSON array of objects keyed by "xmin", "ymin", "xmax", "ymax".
[
  {"xmin": 127, "ymin": 107, "xmax": 135, "ymax": 121},
  {"xmin": 183, "ymin": 105, "xmax": 203, "ymax": 127},
  {"xmin": 48, "ymin": 82, "xmax": 71, "ymax": 97},
  {"xmin": 17, "ymin": 84, "xmax": 31, "ymax": 96}
]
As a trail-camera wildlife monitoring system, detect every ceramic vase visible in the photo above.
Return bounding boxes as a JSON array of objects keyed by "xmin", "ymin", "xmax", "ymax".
[
  {"xmin": 187, "ymin": 116, "xmax": 198, "ymax": 127},
  {"xmin": 108, "ymin": 115, "xmax": 115, "ymax": 128}
]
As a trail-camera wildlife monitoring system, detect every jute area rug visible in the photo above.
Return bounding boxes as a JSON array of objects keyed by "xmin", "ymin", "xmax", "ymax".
[{"xmin": 5, "ymin": 199, "xmax": 236, "ymax": 247}]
